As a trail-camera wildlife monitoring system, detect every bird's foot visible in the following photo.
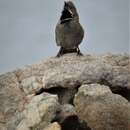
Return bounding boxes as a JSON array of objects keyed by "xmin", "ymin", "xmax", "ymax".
[
  {"xmin": 56, "ymin": 47, "xmax": 64, "ymax": 57},
  {"xmin": 56, "ymin": 53, "xmax": 62, "ymax": 57},
  {"xmin": 77, "ymin": 47, "xmax": 83, "ymax": 56},
  {"xmin": 77, "ymin": 52, "xmax": 83, "ymax": 56},
  {"xmin": 56, "ymin": 47, "xmax": 83, "ymax": 57}
]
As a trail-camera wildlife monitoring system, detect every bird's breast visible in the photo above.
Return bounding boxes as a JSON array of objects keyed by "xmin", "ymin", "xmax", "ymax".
[{"xmin": 56, "ymin": 21, "xmax": 84, "ymax": 49}]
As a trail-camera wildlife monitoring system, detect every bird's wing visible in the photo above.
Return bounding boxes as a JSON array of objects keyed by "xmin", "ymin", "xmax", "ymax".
[{"xmin": 55, "ymin": 23, "xmax": 61, "ymax": 46}]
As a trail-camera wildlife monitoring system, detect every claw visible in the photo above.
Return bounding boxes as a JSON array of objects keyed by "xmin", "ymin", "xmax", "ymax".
[
  {"xmin": 77, "ymin": 47, "xmax": 83, "ymax": 56},
  {"xmin": 56, "ymin": 47, "xmax": 83, "ymax": 57}
]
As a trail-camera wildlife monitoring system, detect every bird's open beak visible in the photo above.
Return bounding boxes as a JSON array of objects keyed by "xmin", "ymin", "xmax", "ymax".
[
  {"xmin": 68, "ymin": 9, "xmax": 73, "ymax": 16},
  {"xmin": 64, "ymin": 1, "xmax": 73, "ymax": 17},
  {"xmin": 60, "ymin": 1, "xmax": 73, "ymax": 23},
  {"xmin": 64, "ymin": 1, "xmax": 67, "ymax": 6}
]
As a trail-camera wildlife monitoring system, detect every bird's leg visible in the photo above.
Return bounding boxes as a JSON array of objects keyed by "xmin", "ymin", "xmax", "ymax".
[
  {"xmin": 56, "ymin": 47, "xmax": 83, "ymax": 57},
  {"xmin": 77, "ymin": 47, "xmax": 83, "ymax": 56},
  {"xmin": 56, "ymin": 47, "xmax": 64, "ymax": 57}
]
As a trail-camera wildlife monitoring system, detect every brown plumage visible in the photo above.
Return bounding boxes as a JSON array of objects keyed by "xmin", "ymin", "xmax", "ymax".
[{"xmin": 55, "ymin": 1, "xmax": 84, "ymax": 57}]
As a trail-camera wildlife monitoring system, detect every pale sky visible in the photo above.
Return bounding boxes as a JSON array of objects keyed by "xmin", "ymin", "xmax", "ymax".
[{"xmin": 0, "ymin": 0, "xmax": 129, "ymax": 74}]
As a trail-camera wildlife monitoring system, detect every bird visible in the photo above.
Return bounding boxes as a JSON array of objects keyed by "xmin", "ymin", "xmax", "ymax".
[{"xmin": 55, "ymin": 1, "xmax": 84, "ymax": 57}]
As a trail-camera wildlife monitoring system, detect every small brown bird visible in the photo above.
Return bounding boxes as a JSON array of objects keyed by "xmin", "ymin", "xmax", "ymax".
[{"xmin": 55, "ymin": 1, "xmax": 84, "ymax": 57}]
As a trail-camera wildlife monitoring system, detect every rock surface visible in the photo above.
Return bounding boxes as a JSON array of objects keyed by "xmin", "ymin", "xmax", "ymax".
[
  {"xmin": 16, "ymin": 93, "xmax": 59, "ymax": 130},
  {"xmin": 74, "ymin": 84, "xmax": 130, "ymax": 130},
  {"xmin": 43, "ymin": 122, "xmax": 61, "ymax": 130},
  {"xmin": 15, "ymin": 54, "xmax": 130, "ymax": 90},
  {"xmin": 0, "ymin": 53, "xmax": 130, "ymax": 130}
]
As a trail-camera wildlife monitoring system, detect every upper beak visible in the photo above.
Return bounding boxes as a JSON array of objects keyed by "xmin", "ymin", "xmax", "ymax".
[
  {"xmin": 64, "ymin": 1, "xmax": 73, "ymax": 16},
  {"xmin": 64, "ymin": 1, "xmax": 67, "ymax": 6},
  {"xmin": 68, "ymin": 9, "xmax": 73, "ymax": 16}
]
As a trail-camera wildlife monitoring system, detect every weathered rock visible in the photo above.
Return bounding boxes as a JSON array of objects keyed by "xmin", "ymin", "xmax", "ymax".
[
  {"xmin": 17, "ymin": 93, "xmax": 60, "ymax": 130},
  {"xmin": 16, "ymin": 120, "xmax": 29, "ymax": 130},
  {"xmin": 0, "ymin": 53, "xmax": 130, "ymax": 130},
  {"xmin": 0, "ymin": 72, "xmax": 24, "ymax": 130},
  {"xmin": 53, "ymin": 104, "xmax": 77, "ymax": 123},
  {"xmin": 21, "ymin": 76, "xmax": 43, "ymax": 94},
  {"xmin": 0, "ymin": 123, "xmax": 7, "ymax": 130},
  {"xmin": 43, "ymin": 122, "xmax": 61, "ymax": 130},
  {"xmin": 74, "ymin": 84, "xmax": 130, "ymax": 130},
  {"xmin": 13, "ymin": 53, "xmax": 130, "ymax": 90},
  {"xmin": 37, "ymin": 87, "xmax": 78, "ymax": 104}
]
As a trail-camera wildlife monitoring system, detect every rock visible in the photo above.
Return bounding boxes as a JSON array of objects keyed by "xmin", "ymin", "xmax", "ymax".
[
  {"xmin": 43, "ymin": 122, "xmax": 61, "ymax": 130},
  {"xmin": 16, "ymin": 120, "xmax": 29, "ymax": 130},
  {"xmin": 21, "ymin": 76, "xmax": 43, "ymax": 94},
  {"xmin": 0, "ymin": 53, "xmax": 130, "ymax": 130},
  {"xmin": 0, "ymin": 72, "xmax": 24, "ymax": 130},
  {"xmin": 0, "ymin": 123, "xmax": 7, "ymax": 130},
  {"xmin": 53, "ymin": 104, "xmax": 77, "ymax": 123},
  {"xmin": 14, "ymin": 53, "xmax": 130, "ymax": 91},
  {"xmin": 17, "ymin": 93, "xmax": 60, "ymax": 130},
  {"xmin": 38, "ymin": 87, "xmax": 77, "ymax": 104},
  {"xmin": 74, "ymin": 84, "xmax": 130, "ymax": 130}
]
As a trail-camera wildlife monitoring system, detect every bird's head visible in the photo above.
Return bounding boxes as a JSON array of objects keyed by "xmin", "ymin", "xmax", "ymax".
[{"xmin": 60, "ymin": 1, "xmax": 79, "ymax": 24}]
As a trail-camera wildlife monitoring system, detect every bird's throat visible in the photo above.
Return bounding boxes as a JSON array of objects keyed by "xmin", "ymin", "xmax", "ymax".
[{"xmin": 60, "ymin": 18, "xmax": 73, "ymax": 24}]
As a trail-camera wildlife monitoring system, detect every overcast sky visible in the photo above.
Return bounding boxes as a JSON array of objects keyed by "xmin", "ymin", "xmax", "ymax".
[{"xmin": 0, "ymin": 0, "xmax": 129, "ymax": 74}]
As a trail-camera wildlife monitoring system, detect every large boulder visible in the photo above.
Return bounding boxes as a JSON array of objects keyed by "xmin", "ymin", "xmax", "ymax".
[
  {"xmin": 74, "ymin": 84, "xmax": 130, "ymax": 130},
  {"xmin": 14, "ymin": 54, "xmax": 130, "ymax": 92},
  {"xmin": 16, "ymin": 93, "xmax": 59, "ymax": 130}
]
